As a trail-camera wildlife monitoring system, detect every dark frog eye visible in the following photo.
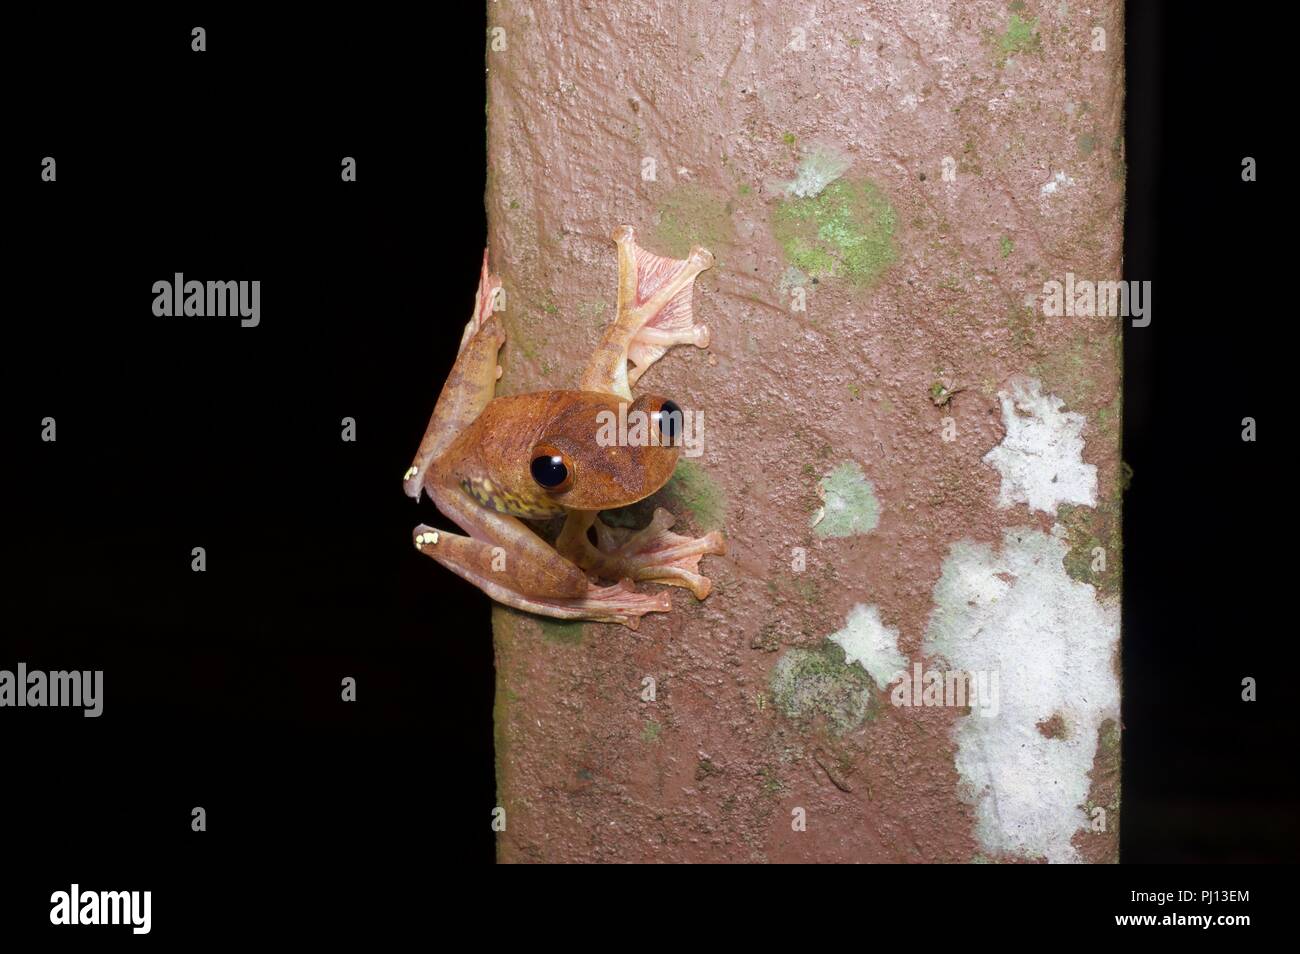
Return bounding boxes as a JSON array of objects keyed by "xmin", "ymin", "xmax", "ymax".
[
  {"xmin": 653, "ymin": 399, "xmax": 682, "ymax": 445},
  {"xmin": 529, "ymin": 443, "xmax": 574, "ymax": 492}
]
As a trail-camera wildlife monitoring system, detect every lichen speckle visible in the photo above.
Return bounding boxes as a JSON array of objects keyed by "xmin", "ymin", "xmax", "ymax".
[
  {"xmin": 983, "ymin": 377, "xmax": 1097, "ymax": 514},
  {"xmin": 777, "ymin": 264, "xmax": 809, "ymax": 295},
  {"xmin": 769, "ymin": 640, "xmax": 878, "ymax": 734},
  {"xmin": 784, "ymin": 145, "xmax": 851, "ymax": 198},
  {"xmin": 772, "ymin": 178, "xmax": 897, "ymax": 289},
  {"xmin": 1041, "ymin": 170, "xmax": 1076, "ymax": 196},
  {"xmin": 827, "ymin": 603, "xmax": 906, "ymax": 687},
  {"xmin": 1057, "ymin": 499, "xmax": 1121, "ymax": 597},
  {"xmin": 812, "ymin": 461, "xmax": 880, "ymax": 538}
]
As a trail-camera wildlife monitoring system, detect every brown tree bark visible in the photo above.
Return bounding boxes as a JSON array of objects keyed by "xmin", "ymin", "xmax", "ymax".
[{"xmin": 486, "ymin": 0, "xmax": 1124, "ymax": 863}]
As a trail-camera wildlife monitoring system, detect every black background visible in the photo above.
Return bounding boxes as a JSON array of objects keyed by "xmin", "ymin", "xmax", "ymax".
[
  {"xmin": 4, "ymin": 10, "xmax": 499, "ymax": 901},
  {"xmin": 0, "ymin": 0, "xmax": 1292, "ymax": 930}
]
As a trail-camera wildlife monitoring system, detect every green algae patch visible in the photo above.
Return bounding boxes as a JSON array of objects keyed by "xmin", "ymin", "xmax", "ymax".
[
  {"xmin": 812, "ymin": 461, "xmax": 880, "ymax": 538},
  {"xmin": 770, "ymin": 640, "xmax": 878, "ymax": 734},
  {"xmin": 650, "ymin": 183, "xmax": 735, "ymax": 259},
  {"xmin": 996, "ymin": 13, "xmax": 1040, "ymax": 64},
  {"xmin": 538, "ymin": 618, "xmax": 586, "ymax": 645},
  {"xmin": 664, "ymin": 459, "xmax": 726, "ymax": 531},
  {"xmin": 772, "ymin": 178, "xmax": 897, "ymax": 289},
  {"xmin": 597, "ymin": 459, "xmax": 725, "ymax": 536},
  {"xmin": 1058, "ymin": 500, "xmax": 1121, "ymax": 598}
]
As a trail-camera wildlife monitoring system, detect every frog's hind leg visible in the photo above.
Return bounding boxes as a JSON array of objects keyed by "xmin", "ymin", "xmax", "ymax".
[
  {"xmin": 412, "ymin": 524, "xmax": 669, "ymax": 628},
  {"xmin": 556, "ymin": 508, "xmax": 726, "ymax": 600},
  {"xmin": 414, "ymin": 475, "xmax": 672, "ymax": 629},
  {"xmin": 580, "ymin": 226, "xmax": 713, "ymax": 400},
  {"xmin": 403, "ymin": 249, "xmax": 506, "ymax": 501}
]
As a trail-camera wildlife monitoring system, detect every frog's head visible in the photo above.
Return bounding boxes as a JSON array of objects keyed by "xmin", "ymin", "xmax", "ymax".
[{"xmin": 527, "ymin": 391, "xmax": 683, "ymax": 511}]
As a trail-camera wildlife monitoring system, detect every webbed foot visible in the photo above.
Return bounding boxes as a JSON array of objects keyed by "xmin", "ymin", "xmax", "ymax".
[
  {"xmin": 580, "ymin": 226, "xmax": 713, "ymax": 400},
  {"xmin": 558, "ymin": 508, "xmax": 726, "ymax": 601}
]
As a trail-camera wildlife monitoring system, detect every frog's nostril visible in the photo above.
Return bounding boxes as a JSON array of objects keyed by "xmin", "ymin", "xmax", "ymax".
[{"xmin": 655, "ymin": 399, "xmax": 682, "ymax": 445}]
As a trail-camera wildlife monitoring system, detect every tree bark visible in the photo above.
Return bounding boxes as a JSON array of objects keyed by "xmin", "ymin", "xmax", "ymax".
[{"xmin": 486, "ymin": 0, "xmax": 1124, "ymax": 863}]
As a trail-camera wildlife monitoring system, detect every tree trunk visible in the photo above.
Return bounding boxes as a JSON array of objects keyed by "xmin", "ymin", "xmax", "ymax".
[{"xmin": 487, "ymin": 0, "xmax": 1124, "ymax": 863}]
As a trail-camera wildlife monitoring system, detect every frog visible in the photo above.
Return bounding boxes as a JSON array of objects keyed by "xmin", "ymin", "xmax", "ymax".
[{"xmin": 402, "ymin": 225, "xmax": 726, "ymax": 628}]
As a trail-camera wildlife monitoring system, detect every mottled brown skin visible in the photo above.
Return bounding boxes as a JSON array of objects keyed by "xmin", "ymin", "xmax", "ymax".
[
  {"xmin": 406, "ymin": 228, "xmax": 725, "ymax": 627},
  {"xmin": 436, "ymin": 390, "xmax": 681, "ymax": 518}
]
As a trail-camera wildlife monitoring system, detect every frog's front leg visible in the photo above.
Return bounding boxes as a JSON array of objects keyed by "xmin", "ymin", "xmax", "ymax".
[
  {"xmin": 414, "ymin": 474, "xmax": 672, "ymax": 628},
  {"xmin": 580, "ymin": 226, "xmax": 714, "ymax": 400},
  {"xmin": 403, "ymin": 249, "xmax": 507, "ymax": 502},
  {"xmin": 556, "ymin": 509, "xmax": 726, "ymax": 600}
]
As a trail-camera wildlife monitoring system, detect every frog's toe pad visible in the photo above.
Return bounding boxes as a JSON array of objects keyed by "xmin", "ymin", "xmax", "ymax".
[
  {"xmin": 594, "ymin": 508, "xmax": 726, "ymax": 600},
  {"xmin": 458, "ymin": 248, "xmax": 504, "ymax": 354}
]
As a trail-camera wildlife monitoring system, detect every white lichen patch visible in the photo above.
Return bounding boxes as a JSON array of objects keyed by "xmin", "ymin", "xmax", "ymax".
[
  {"xmin": 811, "ymin": 461, "xmax": 880, "ymax": 538},
  {"xmin": 923, "ymin": 527, "xmax": 1120, "ymax": 864},
  {"xmin": 983, "ymin": 377, "xmax": 1096, "ymax": 513},
  {"xmin": 1040, "ymin": 170, "xmax": 1076, "ymax": 195},
  {"xmin": 786, "ymin": 145, "xmax": 850, "ymax": 198},
  {"xmin": 828, "ymin": 603, "xmax": 906, "ymax": 687}
]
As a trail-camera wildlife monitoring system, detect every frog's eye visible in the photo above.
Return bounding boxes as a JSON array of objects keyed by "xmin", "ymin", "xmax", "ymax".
[
  {"xmin": 529, "ymin": 443, "xmax": 574, "ymax": 493},
  {"xmin": 653, "ymin": 399, "xmax": 682, "ymax": 445}
]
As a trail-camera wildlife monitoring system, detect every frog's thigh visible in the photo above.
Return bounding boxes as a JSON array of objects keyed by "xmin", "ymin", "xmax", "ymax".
[
  {"xmin": 403, "ymin": 252, "xmax": 506, "ymax": 499},
  {"xmin": 412, "ymin": 523, "xmax": 669, "ymax": 627},
  {"xmin": 426, "ymin": 476, "xmax": 588, "ymax": 599}
]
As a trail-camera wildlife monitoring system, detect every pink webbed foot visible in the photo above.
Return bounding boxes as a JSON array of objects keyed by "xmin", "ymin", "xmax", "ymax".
[
  {"xmin": 580, "ymin": 226, "xmax": 714, "ymax": 400},
  {"xmin": 618, "ymin": 229, "xmax": 714, "ymax": 389},
  {"xmin": 593, "ymin": 508, "xmax": 726, "ymax": 600}
]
